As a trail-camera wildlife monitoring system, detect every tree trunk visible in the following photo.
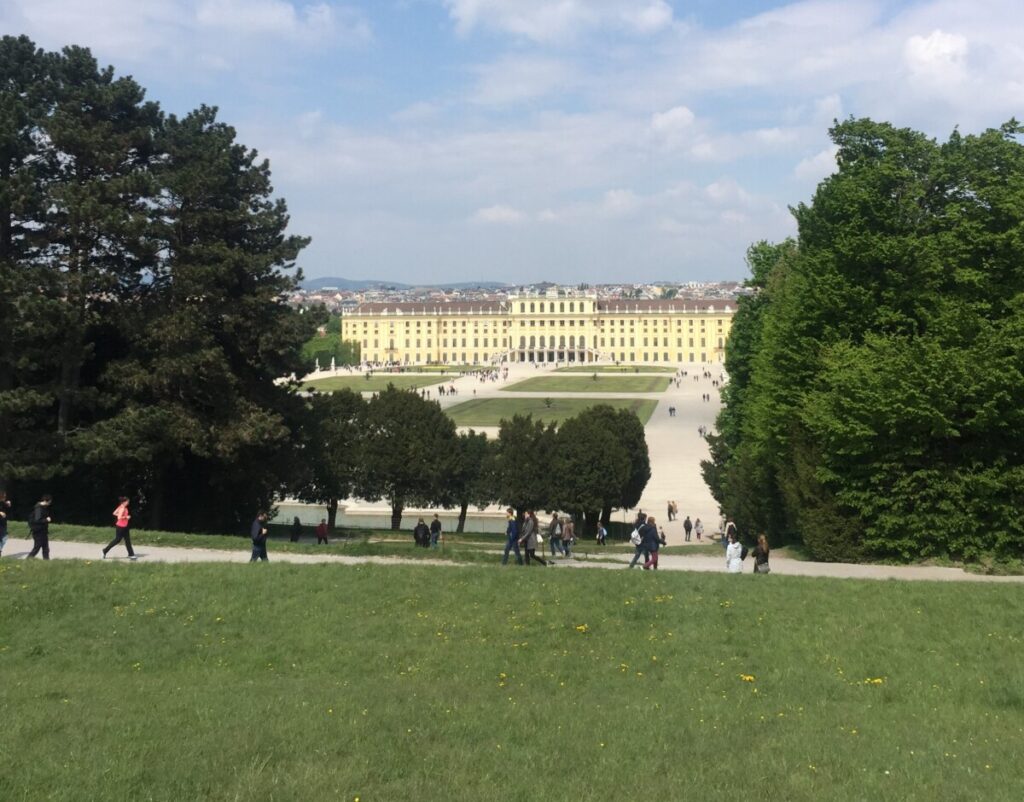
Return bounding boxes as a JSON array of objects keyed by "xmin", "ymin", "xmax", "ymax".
[
  {"xmin": 390, "ymin": 499, "xmax": 404, "ymax": 530},
  {"xmin": 327, "ymin": 497, "xmax": 338, "ymax": 532},
  {"xmin": 457, "ymin": 502, "xmax": 468, "ymax": 533},
  {"xmin": 582, "ymin": 509, "xmax": 599, "ymax": 537},
  {"xmin": 601, "ymin": 505, "xmax": 612, "ymax": 528}
]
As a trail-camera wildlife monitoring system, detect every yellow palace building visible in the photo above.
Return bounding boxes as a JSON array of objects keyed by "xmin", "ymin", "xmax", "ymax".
[{"xmin": 341, "ymin": 294, "xmax": 735, "ymax": 366}]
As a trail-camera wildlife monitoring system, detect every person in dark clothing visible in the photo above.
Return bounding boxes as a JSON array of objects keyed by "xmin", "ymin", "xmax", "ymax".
[
  {"xmin": 103, "ymin": 496, "xmax": 136, "ymax": 560},
  {"xmin": 413, "ymin": 518, "xmax": 430, "ymax": 548},
  {"xmin": 628, "ymin": 512, "xmax": 648, "ymax": 568},
  {"xmin": 27, "ymin": 495, "xmax": 53, "ymax": 560},
  {"xmin": 518, "ymin": 510, "xmax": 547, "ymax": 566},
  {"xmin": 429, "ymin": 514, "xmax": 442, "ymax": 548},
  {"xmin": 642, "ymin": 517, "xmax": 662, "ymax": 570},
  {"xmin": 752, "ymin": 534, "xmax": 771, "ymax": 574},
  {"xmin": 250, "ymin": 512, "xmax": 269, "ymax": 562},
  {"xmin": 501, "ymin": 508, "xmax": 523, "ymax": 565},
  {"xmin": 683, "ymin": 515, "xmax": 693, "ymax": 542},
  {"xmin": 0, "ymin": 491, "xmax": 11, "ymax": 558},
  {"xmin": 315, "ymin": 519, "xmax": 329, "ymax": 545},
  {"xmin": 290, "ymin": 516, "xmax": 302, "ymax": 543}
]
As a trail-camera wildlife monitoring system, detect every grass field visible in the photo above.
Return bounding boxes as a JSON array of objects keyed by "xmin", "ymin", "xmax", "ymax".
[
  {"xmin": 446, "ymin": 397, "xmax": 659, "ymax": 426},
  {"xmin": 2, "ymin": 560, "xmax": 1022, "ymax": 801},
  {"xmin": 555, "ymin": 365, "xmax": 678, "ymax": 374},
  {"xmin": 304, "ymin": 374, "xmax": 453, "ymax": 393},
  {"xmin": 502, "ymin": 375, "xmax": 671, "ymax": 393}
]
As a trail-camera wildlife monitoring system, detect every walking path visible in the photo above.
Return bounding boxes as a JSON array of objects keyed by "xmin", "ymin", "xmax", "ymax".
[{"xmin": 6, "ymin": 538, "xmax": 1021, "ymax": 583}]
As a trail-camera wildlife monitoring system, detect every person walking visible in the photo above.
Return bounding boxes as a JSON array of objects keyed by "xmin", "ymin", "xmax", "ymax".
[
  {"xmin": 0, "ymin": 491, "xmax": 10, "ymax": 558},
  {"xmin": 595, "ymin": 521, "xmax": 607, "ymax": 546},
  {"xmin": 501, "ymin": 508, "xmax": 523, "ymax": 565},
  {"xmin": 548, "ymin": 513, "xmax": 564, "ymax": 557},
  {"xmin": 683, "ymin": 515, "xmax": 693, "ymax": 542},
  {"xmin": 429, "ymin": 514, "xmax": 442, "ymax": 549},
  {"xmin": 250, "ymin": 512, "xmax": 269, "ymax": 562},
  {"xmin": 752, "ymin": 534, "xmax": 770, "ymax": 574},
  {"xmin": 561, "ymin": 516, "xmax": 575, "ymax": 558},
  {"xmin": 694, "ymin": 518, "xmax": 704, "ymax": 542},
  {"xmin": 666, "ymin": 502, "xmax": 674, "ymax": 522},
  {"xmin": 102, "ymin": 496, "xmax": 137, "ymax": 560},
  {"xmin": 628, "ymin": 512, "xmax": 648, "ymax": 568},
  {"xmin": 519, "ymin": 510, "xmax": 547, "ymax": 566},
  {"xmin": 725, "ymin": 530, "xmax": 743, "ymax": 574},
  {"xmin": 26, "ymin": 495, "xmax": 53, "ymax": 560},
  {"xmin": 722, "ymin": 520, "xmax": 736, "ymax": 552},
  {"xmin": 290, "ymin": 516, "xmax": 302, "ymax": 543},
  {"xmin": 643, "ymin": 517, "xmax": 662, "ymax": 570},
  {"xmin": 315, "ymin": 519, "xmax": 329, "ymax": 545}
]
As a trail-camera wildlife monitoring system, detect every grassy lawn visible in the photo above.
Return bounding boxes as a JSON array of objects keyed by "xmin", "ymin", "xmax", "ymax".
[
  {"xmin": 502, "ymin": 375, "xmax": 671, "ymax": 393},
  {"xmin": 446, "ymin": 397, "xmax": 658, "ymax": 427},
  {"xmin": 2, "ymin": 561, "xmax": 1022, "ymax": 801},
  {"xmin": 304, "ymin": 374, "xmax": 452, "ymax": 393},
  {"xmin": 555, "ymin": 365, "xmax": 678, "ymax": 373}
]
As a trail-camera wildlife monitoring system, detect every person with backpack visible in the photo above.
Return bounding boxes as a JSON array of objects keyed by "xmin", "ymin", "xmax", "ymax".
[
  {"xmin": 561, "ymin": 516, "xmax": 575, "ymax": 558},
  {"xmin": 0, "ymin": 491, "xmax": 11, "ymax": 558},
  {"xmin": 725, "ymin": 529, "xmax": 743, "ymax": 574},
  {"xmin": 250, "ymin": 512, "xmax": 269, "ymax": 562},
  {"xmin": 27, "ymin": 495, "xmax": 53, "ymax": 560},
  {"xmin": 683, "ymin": 515, "xmax": 693, "ymax": 542},
  {"xmin": 628, "ymin": 512, "xmax": 648, "ymax": 568},
  {"xmin": 102, "ymin": 496, "xmax": 137, "ymax": 560},
  {"xmin": 547, "ymin": 513, "xmax": 563, "ymax": 557}
]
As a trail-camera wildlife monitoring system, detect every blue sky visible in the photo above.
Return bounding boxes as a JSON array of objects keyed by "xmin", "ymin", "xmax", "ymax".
[{"xmin": 3, "ymin": 0, "xmax": 1022, "ymax": 284}]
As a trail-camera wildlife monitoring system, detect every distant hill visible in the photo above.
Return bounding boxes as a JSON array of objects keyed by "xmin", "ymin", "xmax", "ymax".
[{"xmin": 302, "ymin": 277, "xmax": 512, "ymax": 291}]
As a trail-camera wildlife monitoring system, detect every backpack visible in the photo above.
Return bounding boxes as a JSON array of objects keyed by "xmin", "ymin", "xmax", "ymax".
[
  {"xmin": 740, "ymin": 545, "xmax": 749, "ymax": 560},
  {"xmin": 28, "ymin": 505, "xmax": 45, "ymax": 532},
  {"xmin": 629, "ymin": 528, "xmax": 642, "ymax": 546}
]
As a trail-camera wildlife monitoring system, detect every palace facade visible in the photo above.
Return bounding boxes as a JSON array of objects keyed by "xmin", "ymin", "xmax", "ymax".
[{"xmin": 341, "ymin": 294, "xmax": 735, "ymax": 366}]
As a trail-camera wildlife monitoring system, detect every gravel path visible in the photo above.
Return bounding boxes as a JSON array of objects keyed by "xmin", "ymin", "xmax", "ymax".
[{"xmin": 5, "ymin": 537, "xmax": 1021, "ymax": 583}]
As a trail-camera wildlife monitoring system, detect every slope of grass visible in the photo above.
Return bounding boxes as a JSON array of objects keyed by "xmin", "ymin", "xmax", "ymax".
[
  {"xmin": 1, "ymin": 561, "xmax": 1022, "ymax": 801},
  {"xmin": 503, "ymin": 375, "xmax": 670, "ymax": 393},
  {"xmin": 446, "ymin": 397, "xmax": 658, "ymax": 427}
]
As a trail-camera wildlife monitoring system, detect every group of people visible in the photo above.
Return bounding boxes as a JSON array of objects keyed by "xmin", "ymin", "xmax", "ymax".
[
  {"xmin": 722, "ymin": 520, "xmax": 771, "ymax": 574},
  {"xmin": 0, "ymin": 491, "xmax": 137, "ymax": 562},
  {"xmin": 501, "ymin": 509, "xmax": 603, "ymax": 566},
  {"xmin": 412, "ymin": 515, "xmax": 444, "ymax": 548},
  {"xmin": 628, "ymin": 512, "xmax": 666, "ymax": 570}
]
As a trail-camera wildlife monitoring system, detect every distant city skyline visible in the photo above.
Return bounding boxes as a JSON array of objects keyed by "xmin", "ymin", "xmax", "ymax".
[{"xmin": 4, "ymin": 0, "xmax": 1022, "ymax": 283}]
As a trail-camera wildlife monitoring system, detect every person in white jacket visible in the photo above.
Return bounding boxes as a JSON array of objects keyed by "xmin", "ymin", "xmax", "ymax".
[{"xmin": 725, "ymin": 531, "xmax": 743, "ymax": 573}]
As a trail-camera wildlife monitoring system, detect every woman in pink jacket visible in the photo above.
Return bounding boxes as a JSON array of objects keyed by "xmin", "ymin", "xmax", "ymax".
[{"xmin": 103, "ymin": 496, "xmax": 137, "ymax": 560}]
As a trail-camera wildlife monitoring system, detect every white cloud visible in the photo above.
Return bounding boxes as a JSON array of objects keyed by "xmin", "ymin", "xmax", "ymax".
[
  {"xmin": 196, "ymin": 0, "xmax": 370, "ymax": 43},
  {"xmin": 650, "ymin": 105, "xmax": 695, "ymax": 148},
  {"xmin": 443, "ymin": 0, "xmax": 673, "ymax": 43},
  {"xmin": 470, "ymin": 56, "xmax": 578, "ymax": 105},
  {"xmin": 904, "ymin": 29, "xmax": 969, "ymax": 82},
  {"xmin": 793, "ymin": 145, "xmax": 839, "ymax": 182},
  {"xmin": 473, "ymin": 204, "xmax": 527, "ymax": 224}
]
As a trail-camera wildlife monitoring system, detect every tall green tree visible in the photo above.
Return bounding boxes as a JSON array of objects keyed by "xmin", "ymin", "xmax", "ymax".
[
  {"xmin": 493, "ymin": 414, "xmax": 558, "ymax": 519},
  {"xmin": 438, "ymin": 430, "xmax": 498, "ymax": 533},
  {"xmin": 713, "ymin": 118, "xmax": 1024, "ymax": 561},
  {"xmin": 354, "ymin": 385, "xmax": 458, "ymax": 530},
  {"xmin": 291, "ymin": 389, "xmax": 365, "ymax": 531}
]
